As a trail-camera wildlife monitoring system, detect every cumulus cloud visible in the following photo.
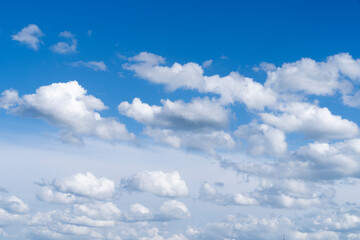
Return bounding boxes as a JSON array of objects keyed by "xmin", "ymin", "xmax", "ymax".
[
  {"xmin": 119, "ymin": 97, "xmax": 234, "ymax": 153},
  {"xmin": 199, "ymin": 180, "xmax": 328, "ymax": 209},
  {"xmin": 0, "ymin": 89, "xmax": 20, "ymax": 110},
  {"xmin": 261, "ymin": 53, "xmax": 360, "ymax": 110},
  {"xmin": 50, "ymin": 31, "xmax": 77, "ymax": 54},
  {"xmin": 52, "ymin": 172, "xmax": 115, "ymax": 200},
  {"xmin": 0, "ymin": 81, "xmax": 134, "ymax": 143},
  {"xmin": 121, "ymin": 171, "xmax": 189, "ymax": 198},
  {"xmin": 144, "ymin": 128, "xmax": 235, "ymax": 154},
  {"xmin": 265, "ymin": 53, "xmax": 360, "ymax": 96},
  {"xmin": 124, "ymin": 52, "xmax": 276, "ymax": 110},
  {"xmin": 220, "ymin": 138, "xmax": 360, "ymax": 182},
  {"xmin": 199, "ymin": 182, "xmax": 257, "ymax": 206},
  {"xmin": 71, "ymin": 61, "xmax": 107, "ymax": 71},
  {"xmin": 28, "ymin": 202, "xmax": 120, "ymax": 238},
  {"xmin": 12, "ymin": 24, "xmax": 44, "ymax": 50},
  {"xmin": 158, "ymin": 200, "xmax": 190, "ymax": 220},
  {"xmin": 260, "ymin": 102, "xmax": 359, "ymax": 140},
  {"xmin": 0, "ymin": 195, "xmax": 30, "ymax": 214},
  {"xmin": 295, "ymin": 139, "xmax": 360, "ymax": 180},
  {"xmin": 124, "ymin": 203, "xmax": 153, "ymax": 221},
  {"xmin": 118, "ymin": 97, "xmax": 229, "ymax": 131},
  {"xmin": 235, "ymin": 122, "xmax": 287, "ymax": 156},
  {"xmin": 37, "ymin": 186, "xmax": 76, "ymax": 204}
]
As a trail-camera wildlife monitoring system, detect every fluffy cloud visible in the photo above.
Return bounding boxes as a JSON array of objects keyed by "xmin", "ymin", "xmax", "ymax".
[
  {"xmin": 295, "ymin": 139, "xmax": 360, "ymax": 180},
  {"xmin": 119, "ymin": 97, "xmax": 234, "ymax": 153},
  {"xmin": 0, "ymin": 195, "xmax": 30, "ymax": 214},
  {"xmin": 53, "ymin": 172, "xmax": 115, "ymax": 200},
  {"xmin": 144, "ymin": 128, "xmax": 235, "ymax": 154},
  {"xmin": 28, "ymin": 202, "xmax": 120, "ymax": 238},
  {"xmin": 199, "ymin": 182, "xmax": 257, "ymax": 206},
  {"xmin": 0, "ymin": 81, "xmax": 134, "ymax": 142},
  {"xmin": 12, "ymin": 24, "xmax": 44, "ymax": 50},
  {"xmin": 0, "ymin": 89, "xmax": 20, "ymax": 110},
  {"xmin": 199, "ymin": 180, "xmax": 327, "ymax": 209},
  {"xmin": 124, "ymin": 203, "xmax": 153, "ymax": 221},
  {"xmin": 158, "ymin": 200, "xmax": 190, "ymax": 220},
  {"xmin": 50, "ymin": 31, "xmax": 77, "ymax": 54},
  {"xmin": 124, "ymin": 52, "xmax": 276, "ymax": 110},
  {"xmin": 71, "ymin": 61, "xmax": 107, "ymax": 71},
  {"xmin": 235, "ymin": 122, "xmax": 287, "ymax": 156},
  {"xmin": 118, "ymin": 97, "xmax": 229, "ymax": 131},
  {"xmin": 121, "ymin": 171, "xmax": 189, "ymax": 198},
  {"xmin": 220, "ymin": 138, "xmax": 360, "ymax": 182},
  {"xmin": 265, "ymin": 53, "xmax": 360, "ymax": 96},
  {"xmin": 37, "ymin": 186, "xmax": 76, "ymax": 204},
  {"xmin": 261, "ymin": 102, "xmax": 359, "ymax": 140}
]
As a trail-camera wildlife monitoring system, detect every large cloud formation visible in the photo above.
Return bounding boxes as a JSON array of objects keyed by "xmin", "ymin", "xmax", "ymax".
[{"xmin": 0, "ymin": 81, "xmax": 135, "ymax": 143}]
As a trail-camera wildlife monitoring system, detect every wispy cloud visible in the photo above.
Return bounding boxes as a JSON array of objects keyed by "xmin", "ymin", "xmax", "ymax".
[
  {"xmin": 71, "ymin": 61, "xmax": 107, "ymax": 71},
  {"xmin": 12, "ymin": 24, "xmax": 44, "ymax": 50}
]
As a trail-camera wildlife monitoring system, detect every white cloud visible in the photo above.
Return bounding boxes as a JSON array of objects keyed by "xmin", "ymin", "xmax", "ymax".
[
  {"xmin": 260, "ymin": 102, "xmax": 359, "ymax": 140},
  {"xmin": 12, "ymin": 24, "xmax": 44, "ymax": 50},
  {"xmin": 71, "ymin": 61, "xmax": 107, "ymax": 71},
  {"xmin": 71, "ymin": 202, "xmax": 121, "ymax": 221},
  {"xmin": 122, "ymin": 171, "xmax": 189, "ymax": 197},
  {"xmin": 124, "ymin": 52, "xmax": 276, "ymax": 110},
  {"xmin": 125, "ymin": 203, "xmax": 153, "ymax": 221},
  {"xmin": 50, "ymin": 31, "xmax": 77, "ymax": 54},
  {"xmin": 199, "ymin": 182, "xmax": 257, "ymax": 206},
  {"xmin": 202, "ymin": 59, "xmax": 213, "ymax": 68},
  {"xmin": 1, "ymin": 81, "xmax": 134, "ymax": 142},
  {"xmin": 158, "ymin": 200, "xmax": 190, "ymax": 220},
  {"xmin": 199, "ymin": 180, "xmax": 326, "ymax": 209},
  {"xmin": 53, "ymin": 172, "xmax": 115, "ymax": 200},
  {"xmin": 37, "ymin": 186, "xmax": 76, "ymax": 204},
  {"xmin": 253, "ymin": 62, "xmax": 276, "ymax": 72},
  {"xmin": 0, "ymin": 89, "xmax": 20, "ymax": 110},
  {"xmin": 144, "ymin": 128, "xmax": 235, "ymax": 154},
  {"xmin": 119, "ymin": 97, "xmax": 234, "ymax": 153},
  {"xmin": 265, "ymin": 53, "xmax": 360, "ymax": 96},
  {"xmin": 118, "ymin": 97, "xmax": 229, "ymax": 131},
  {"xmin": 235, "ymin": 122, "xmax": 287, "ymax": 156},
  {"xmin": 295, "ymin": 139, "xmax": 360, "ymax": 180},
  {"xmin": 58, "ymin": 130, "xmax": 84, "ymax": 146},
  {"xmin": 220, "ymin": 137, "xmax": 360, "ymax": 182},
  {"xmin": 0, "ymin": 195, "xmax": 29, "ymax": 214}
]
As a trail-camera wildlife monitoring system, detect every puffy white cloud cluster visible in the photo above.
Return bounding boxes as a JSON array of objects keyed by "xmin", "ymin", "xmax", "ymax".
[
  {"xmin": 0, "ymin": 81, "xmax": 134, "ymax": 143},
  {"xmin": 124, "ymin": 52, "xmax": 276, "ymax": 110},
  {"xmin": 121, "ymin": 171, "xmax": 188, "ymax": 198},
  {"xmin": 37, "ymin": 172, "xmax": 115, "ymax": 203},
  {"xmin": 199, "ymin": 179, "xmax": 330, "ymax": 209},
  {"xmin": 118, "ymin": 97, "xmax": 228, "ymax": 131},
  {"xmin": 295, "ymin": 139, "xmax": 360, "ymax": 180},
  {"xmin": 235, "ymin": 122, "xmax": 287, "ymax": 156},
  {"xmin": 12, "ymin": 24, "xmax": 44, "ymax": 50},
  {"xmin": 158, "ymin": 200, "xmax": 190, "ymax": 220},
  {"xmin": 118, "ymin": 97, "xmax": 234, "ymax": 153},
  {"xmin": 260, "ymin": 102, "xmax": 359, "ymax": 140},
  {"xmin": 0, "ymin": 195, "xmax": 30, "ymax": 214},
  {"xmin": 199, "ymin": 182, "xmax": 257, "ymax": 206},
  {"xmin": 265, "ymin": 53, "xmax": 360, "ymax": 96}
]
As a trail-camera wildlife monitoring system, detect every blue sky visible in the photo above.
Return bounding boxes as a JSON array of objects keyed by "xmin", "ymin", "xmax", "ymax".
[{"xmin": 2, "ymin": 1, "xmax": 360, "ymax": 239}]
